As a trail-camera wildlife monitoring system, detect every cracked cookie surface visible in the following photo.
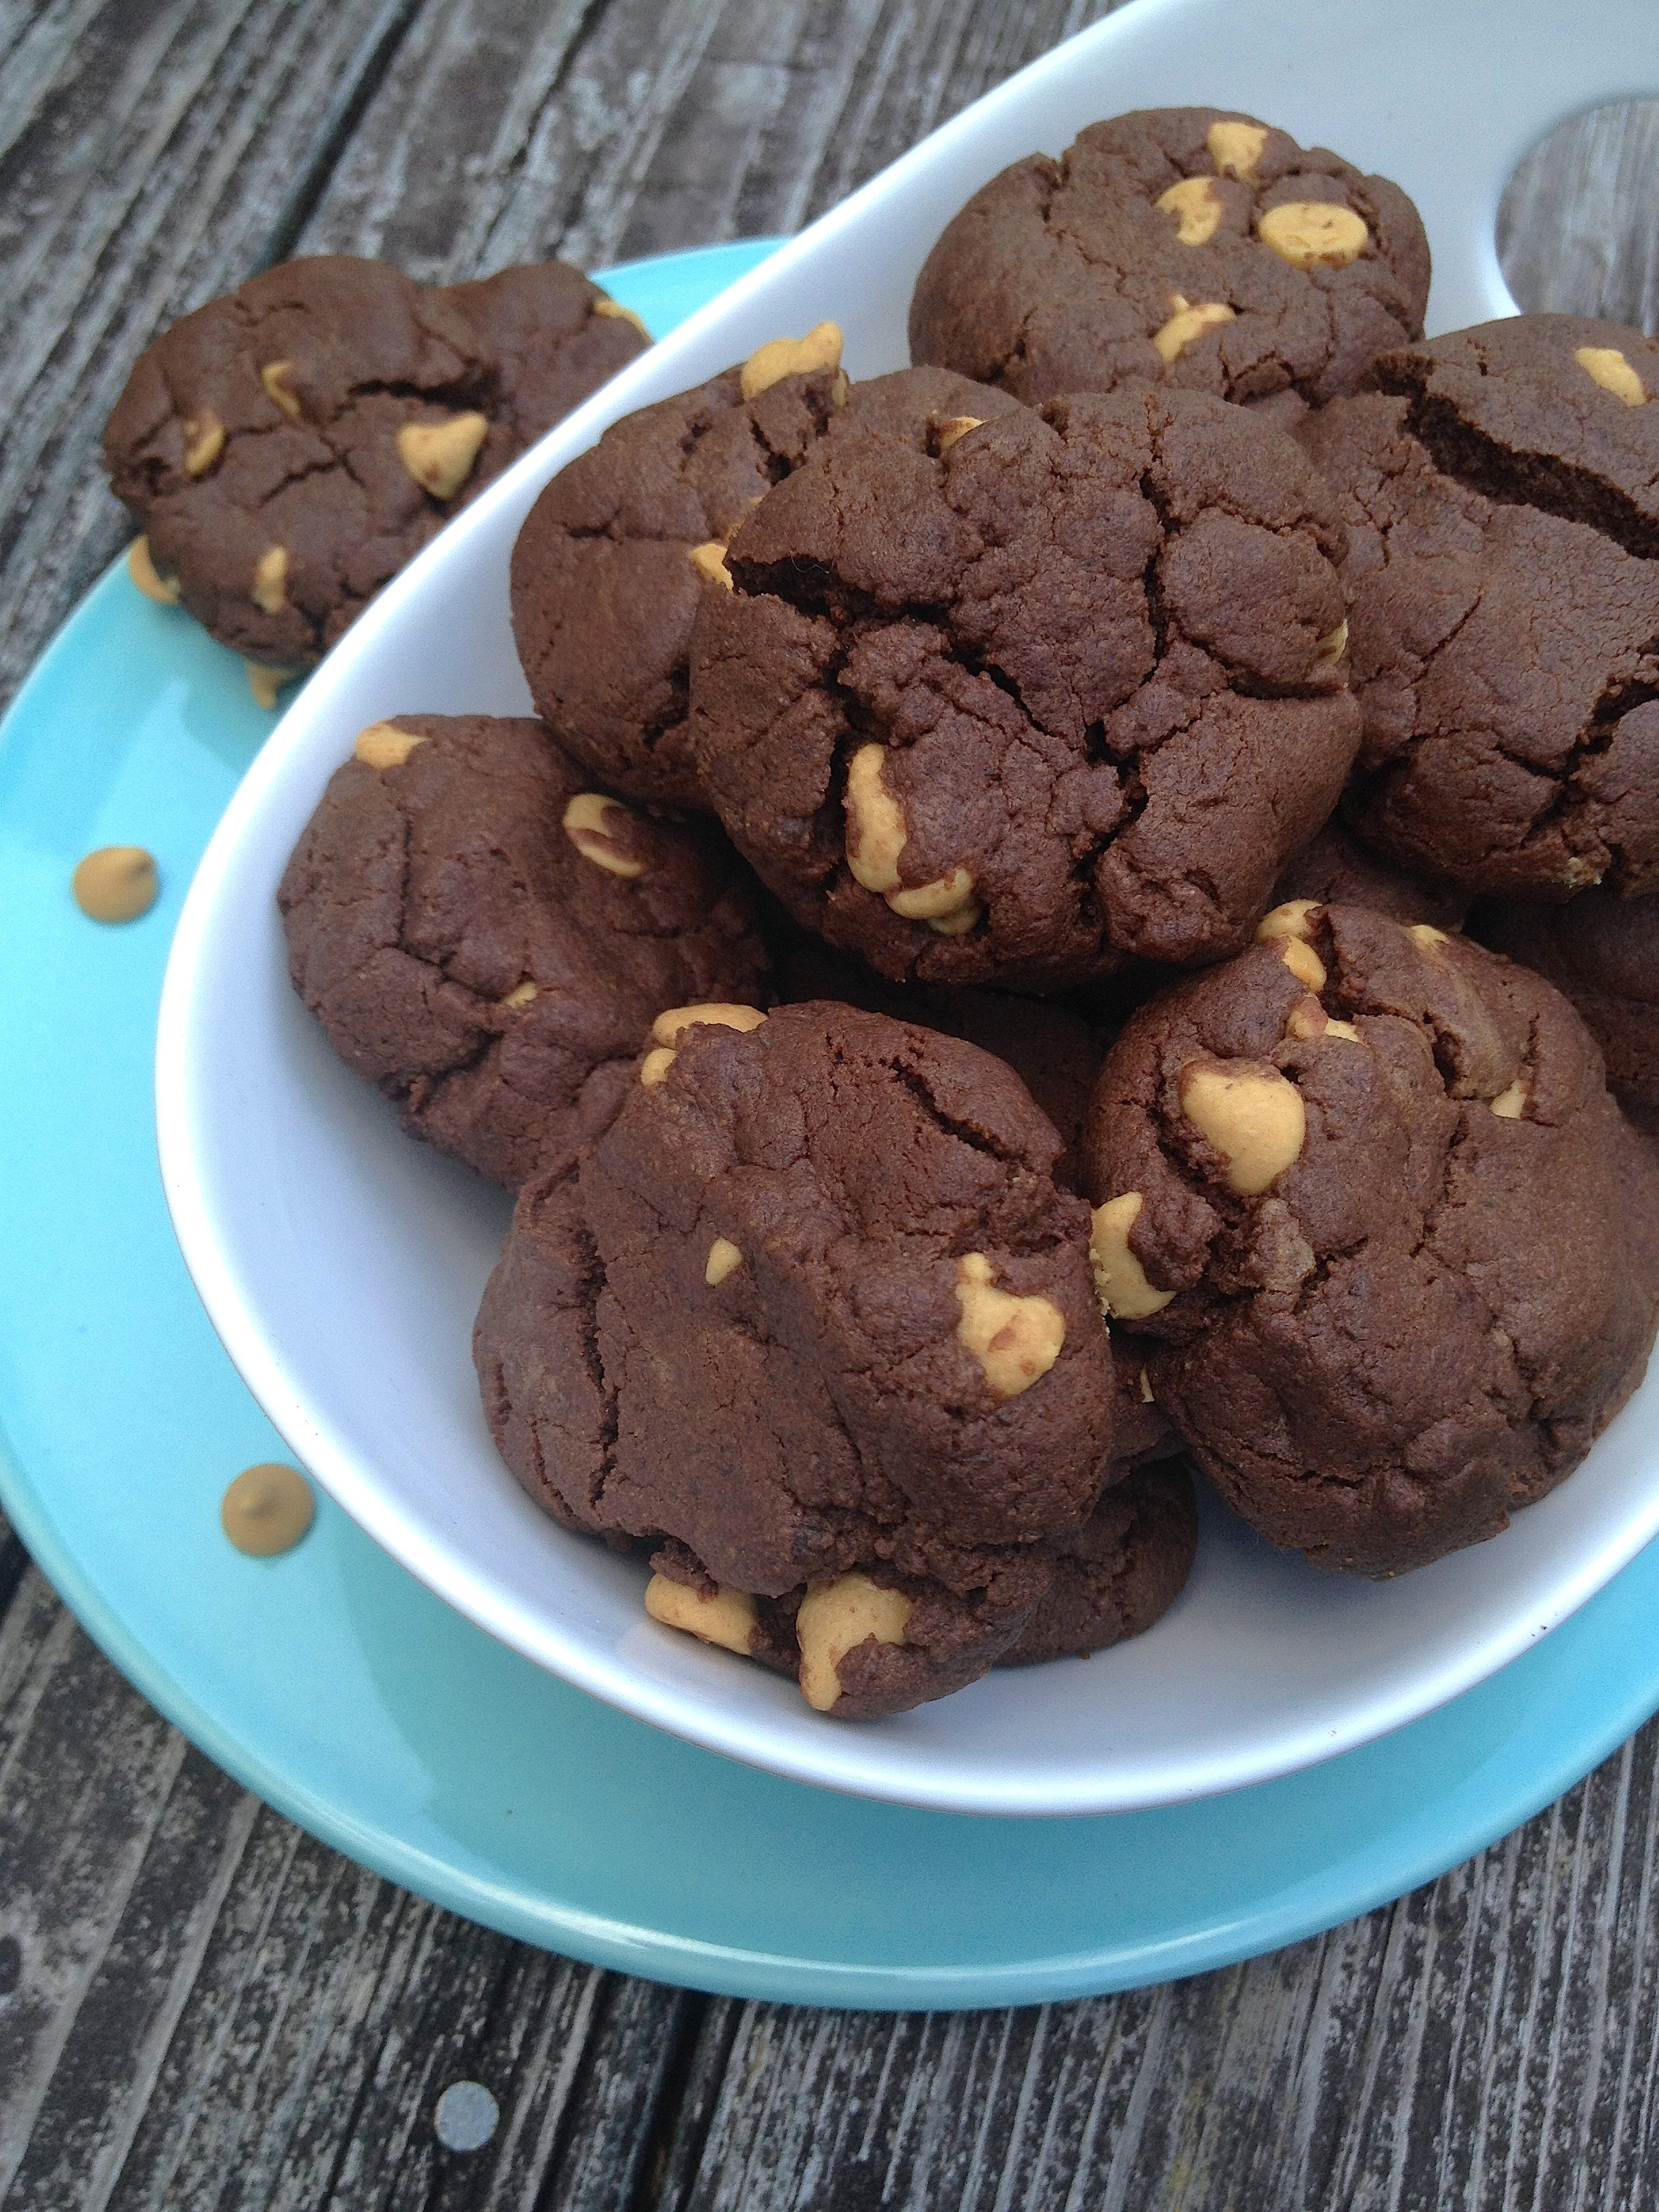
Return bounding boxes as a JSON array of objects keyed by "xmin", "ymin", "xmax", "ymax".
[
  {"xmin": 690, "ymin": 374, "xmax": 1359, "ymax": 989},
  {"xmin": 106, "ymin": 255, "xmax": 647, "ymax": 670},
  {"xmin": 510, "ymin": 363, "xmax": 848, "ymax": 811},
  {"xmin": 908, "ymin": 107, "xmax": 1429, "ymax": 411},
  {"xmin": 473, "ymin": 1000, "xmax": 1118, "ymax": 1715},
  {"xmin": 277, "ymin": 713, "xmax": 768, "ymax": 1189},
  {"xmin": 1299, "ymin": 316, "xmax": 1659, "ymax": 898},
  {"xmin": 1002, "ymin": 1457, "xmax": 1197, "ymax": 1665},
  {"xmin": 1082, "ymin": 903, "xmax": 1659, "ymax": 1574}
]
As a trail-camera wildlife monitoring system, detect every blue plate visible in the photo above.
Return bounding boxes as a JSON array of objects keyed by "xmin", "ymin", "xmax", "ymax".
[{"xmin": 5, "ymin": 241, "xmax": 1659, "ymax": 2011}]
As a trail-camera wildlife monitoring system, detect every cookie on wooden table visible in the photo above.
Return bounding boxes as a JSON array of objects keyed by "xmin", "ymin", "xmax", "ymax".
[
  {"xmin": 277, "ymin": 713, "xmax": 769, "ymax": 1191},
  {"xmin": 1471, "ymin": 890, "xmax": 1659, "ymax": 1132},
  {"xmin": 1298, "ymin": 316, "xmax": 1659, "ymax": 899},
  {"xmin": 691, "ymin": 375, "xmax": 1359, "ymax": 989},
  {"xmin": 1082, "ymin": 902, "xmax": 1659, "ymax": 1576},
  {"xmin": 106, "ymin": 255, "xmax": 648, "ymax": 699},
  {"xmin": 474, "ymin": 1000, "xmax": 1119, "ymax": 1717},
  {"xmin": 509, "ymin": 325, "xmax": 853, "ymax": 812},
  {"xmin": 909, "ymin": 108, "xmax": 1430, "ymax": 411}
]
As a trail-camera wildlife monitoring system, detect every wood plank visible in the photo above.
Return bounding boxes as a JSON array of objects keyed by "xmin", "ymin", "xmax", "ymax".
[
  {"xmin": 660, "ymin": 1723, "xmax": 1659, "ymax": 2209},
  {"xmin": 0, "ymin": 1564, "xmax": 695, "ymax": 2211},
  {"xmin": 1496, "ymin": 98, "xmax": 1659, "ymax": 334}
]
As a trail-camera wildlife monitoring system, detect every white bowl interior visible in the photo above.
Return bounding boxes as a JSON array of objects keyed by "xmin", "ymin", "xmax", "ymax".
[{"xmin": 157, "ymin": 0, "xmax": 1659, "ymax": 1815}]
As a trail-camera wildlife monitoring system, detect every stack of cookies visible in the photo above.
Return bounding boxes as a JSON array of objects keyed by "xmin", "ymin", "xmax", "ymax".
[{"xmin": 142, "ymin": 106, "xmax": 1659, "ymax": 1722}]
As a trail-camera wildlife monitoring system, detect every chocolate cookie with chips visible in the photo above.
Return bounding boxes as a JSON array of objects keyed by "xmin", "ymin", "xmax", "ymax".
[
  {"xmin": 1082, "ymin": 902, "xmax": 1659, "ymax": 1575},
  {"xmin": 1298, "ymin": 316, "xmax": 1659, "ymax": 899},
  {"xmin": 277, "ymin": 714, "xmax": 768, "ymax": 1189},
  {"xmin": 691, "ymin": 374, "xmax": 1359, "ymax": 989},
  {"xmin": 108, "ymin": 255, "xmax": 647, "ymax": 697},
  {"xmin": 474, "ymin": 1000, "xmax": 1119, "ymax": 1717},
  {"xmin": 510, "ymin": 324, "xmax": 855, "ymax": 811},
  {"xmin": 1001, "ymin": 1458, "xmax": 1196, "ymax": 1666},
  {"xmin": 909, "ymin": 108, "xmax": 1429, "ymax": 411}
]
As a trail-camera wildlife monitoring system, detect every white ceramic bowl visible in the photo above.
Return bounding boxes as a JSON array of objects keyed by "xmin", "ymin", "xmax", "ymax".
[{"xmin": 156, "ymin": 0, "xmax": 1659, "ymax": 1816}]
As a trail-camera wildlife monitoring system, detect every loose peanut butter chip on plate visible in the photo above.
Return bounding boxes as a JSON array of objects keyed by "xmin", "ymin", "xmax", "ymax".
[
  {"xmin": 954, "ymin": 1252, "xmax": 1065, "ymax": 1397},
  {"xmin": 1180, "ymin": 1061, "xmax": 1307, "ymax": 1195},
  {"xmin": 1089, "ymin": 1192, "xmax": 1175, "ymax": 1319},
  {"xmin": 181, "ymin": 409, "xmax": 224, "ymax": 475},
  {"xmin": 73, "ymin": 845, "xmax": 159, "ymax": 924},
  {"xmin": 1574, "ymin": 346, "xmax": 1648, "ymax": 406},
  {"xmin": 396, "ymin": 411, "xmax": 490, "ymax": 499},
  {"xmin": 562, "ymin": 792, "xmax": 647, "ymax": 877},
  {"xmin": 796, "ymin": 1574, "xmax": 912, "ymax": 1713},
  {"xmin": 594, "ymin": 298, "xmax": 651, "ymax": 339},
  {"xmin": 353, "ymin": 720, "xmax": 424, "ymax": 769},
  {"xmin": 252, "ymin": 544, "xmax": 289, "ymax": 615},
  {"xmin": 1258, "ymin": 202, "xmax": 1369, "ymax": 270},
  {"xmin": 705, "ymin": 1236, "xmax": 743, "ymax": 1286},
  {"xmin": 127, "ymin": 536, "xmax": 180, "ymax": 605},
  {"xmin": 688, "ymin": 540, "xmax": 733, "ymax": 589},
  {"xmin": 221, "ymin": 1462, "xmax": 314, "ymax": 1556},
  {"xmin": 1157, "ymin": 176, "xmax": 1225, "ymax": 245},
  {"xmin": 260, "ymin": 359, "xmax": 302, "ymax": 417},
  {"xmin": 1207, "ymin": 119, "xmax": 1268, "ymax": 179},
  {"xmin": 1152, "ymin": 297, "xmax": 1235, "ymax": 365},
  {"xmin": 739, "ymin": 321, "xmax": 843, "ymax": 401},
  {"xmin": 644, "ymin": 1574, "xmax": 757, "ymax": 1656}
]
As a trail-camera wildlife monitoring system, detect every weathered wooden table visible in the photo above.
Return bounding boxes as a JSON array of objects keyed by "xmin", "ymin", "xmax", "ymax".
[{"xmin": 4, "ymin": 5, "xmax": 1658, "ymax": 2204}]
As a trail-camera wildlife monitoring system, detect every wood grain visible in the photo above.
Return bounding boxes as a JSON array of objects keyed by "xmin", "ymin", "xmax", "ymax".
[
  {"xmin": 5, "ymin": 3, "xmax": 1659, "ymax": 2206},
  {"xmin": 1496, "ymin": 99, "xmax": 1659, "ymax": 334}
]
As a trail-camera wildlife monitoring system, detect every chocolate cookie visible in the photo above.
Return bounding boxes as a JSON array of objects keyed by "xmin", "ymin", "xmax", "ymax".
[
  {"xmin": 1298, "ymin": 318, "xmax": 1659, "ymax": 898},
  {"xmin": 107, "ymin": 255, "xmax": 647, "ymax": 687},
  {"xmin": 1082, "ymin": 903, "xmax": 1659, "ymax": 1575},
  {"xmin": 1000, "ymin": 1458, "xmax": 1197, "ymax": 1665},
  {"xmin": 691, "ymin": 377, "xmax": 1359, "ymax": 990},
  {"xmin": 778, "ymin": 940, "xmax": 1107, "ymax": 1189},
  {"xmin": 277, "ymin": 713, "xmax": 768, "ymax": 1189},
  {"xmin": 1471, "ymin": 890, "xmax": 1659, "ymax": 1132},
  {"xmin": 909, "ymin": 108, "xmax": 1429, "ymax": 411},
  {"xmin": 1273, "ymin": 817, "xmax": 1469, "ymax": 930},
  {"xmin": 474, "ymin": 1000, "xmax": 1119, "ymax": 1716},
  {"xmin": 510, "ymin": 327, "xmax": 850, "ymax": 811}
]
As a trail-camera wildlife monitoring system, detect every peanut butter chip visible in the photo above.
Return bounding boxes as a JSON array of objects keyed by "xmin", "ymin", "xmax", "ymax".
[
  {"xmin": 954, "ymin": 1252, "xmax": 1066, "ymax": 1398},
  {"xmin": 1139, "ymin": 1367, "xmax": 1155, "ymax": 1404},
  {"xmin": 1286, "ymin": 994, "xmax": 1327, "ymax": 1042},
  {"xmin": 651, "ymin": 1002, "xmax": 768, "ymax": 1045},
  {"xmin": 260, "ymin": 360, "xmax": 301, "ymax": 417},
  {"xmin": 796, "ymin": 1574, "xmax": 912, "ymax": 1713},
  {"xmin": 73, "ymin": 845, "xmax": 159, "ymax": 923},
  {"xmin": 252, "ymin": 544, "xmax": 289, "ymax": 615},
  {"xmin": 182, "ymin": 410, "xmax": 224, "ymax": 475},
  {"xmin": 1490, "ymin": 1079, "xmax": 1527, "ymax": 1119},
  {"xmin": 594, "ymin": 298, "xmax": 651, "ymax": 339},
  {"xmin": 705, "ymin": 1236, "xmax": 742, "ymax": 1285},
  {"xmin": 396, "ymin": 411, "xmax": 490, "ymax": 499},
  {"xmin": 1207, "ymin": 119, "xmax": 1268, "ymax": 180},
  {"xmin": 1574, "ymin": 346, "xmax": 1648, "ymax": 406},
  {"xmin": 353, "ymin": 720, "xmax": 424, "ymax": 769},
  {"xmin": 1157, "ymin": 176, "xmax": 1225, "ymax": 245},
  {"xmin": 1089, "ymin": 1193, "xmax": 1175, "ymax": 1319},
  {"xmin": 1324, "ymin": 1019, "xmax": 1361, "ymax": 1042},
  {"xmin": 127, "ymin": 536, "xmax": 180, "ymax": 605},
  {"xmin": 934, "ymin": 414, "xmax": 984, "ymax": 452},
  {"xmin": 1315, "ymin": 619, "xmax": 1348, "ymax": 665},
  {"xmin": 1408, "ymin": 922, "xmax": 1451, "ymax": 954},
  {"xmin": 844, "ymin": 746, "xmax": 979, "ymax": 933},
  {"xmin": 221, "ymin": 1462, "xmax": 314, "ymax": 1556},
  {"xmin": 1279, "ymin": 935, "xmax": 1327, "ymax": 991},
  {"xmin": 639, "ymin": 1047, "xmax": 678, "ymax": 1087},
  {"xmin": 245, "ymin": 662, "xmax": 296, "ymax": 710},
  {"xmin": 500, "ymin": 979, "xmax": 538, "ymax": 1008},
  {"xmin": 1258, "ymin": 202, "xmax": 1369, "ymax": 270},
  {"xmin": 1152, "ymin": 296, "xmax": 1235, "ymax": 365},
  {"xmin": 689, "ymin": 540, "xmax": 733, "ymax": 590},
  {"xmin": 739, "ymin": 321, "xmax": 843, "ymax": 401},
  {"xmin": 644, "ymin": 1574, "xmax": 756, "ymax": 1656},
  {"xmin": 1256, "ymin": 899, "xmax": 1322, "ymax": 944},
  {"xmin": 562, "ymin": 792, "xmax": 647, "ymax": 877},
  {"xmin": 1180, "ymin": 1061, "xmax": 1307, "ymax": 1195}
]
